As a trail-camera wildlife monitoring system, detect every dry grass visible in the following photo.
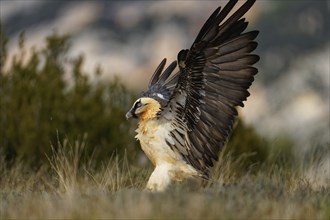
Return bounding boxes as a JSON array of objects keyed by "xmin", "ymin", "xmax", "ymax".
[{"xmin": 0, "ymin": 141, "xmax": 329, "ymax": 219}]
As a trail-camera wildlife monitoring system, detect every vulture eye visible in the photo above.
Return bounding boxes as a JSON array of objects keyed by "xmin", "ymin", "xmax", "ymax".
[{"xmin": 134, "ymin": 100, "xmax": 142, "ymax": 108}]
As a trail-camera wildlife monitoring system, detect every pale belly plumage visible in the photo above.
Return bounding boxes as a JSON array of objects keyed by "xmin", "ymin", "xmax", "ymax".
[{"xmin": 135, "ymin": 118, "xmax": 199, "ymax": 191}]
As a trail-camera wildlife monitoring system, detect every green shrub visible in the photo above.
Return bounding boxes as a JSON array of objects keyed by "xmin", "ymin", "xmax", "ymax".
[{"xmin": 0, "ymin": 30, "xmax": 139, "ymax": 166}]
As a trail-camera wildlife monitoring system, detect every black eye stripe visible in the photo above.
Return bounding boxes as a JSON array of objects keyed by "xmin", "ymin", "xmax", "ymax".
[{"xmin": 134, "ymin": 100, "xmax": 142, "ymax": 108}]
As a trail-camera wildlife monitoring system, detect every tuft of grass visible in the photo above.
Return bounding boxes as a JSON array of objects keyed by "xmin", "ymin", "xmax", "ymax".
[{"xmin": 45, "ymin": 136, "xmax": 146, "ymax": 194}]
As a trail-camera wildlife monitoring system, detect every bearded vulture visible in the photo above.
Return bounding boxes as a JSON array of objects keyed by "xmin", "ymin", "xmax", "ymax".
[{"xmin": 126, "ymin": 0, "xmax": 259, "ymax": 191}]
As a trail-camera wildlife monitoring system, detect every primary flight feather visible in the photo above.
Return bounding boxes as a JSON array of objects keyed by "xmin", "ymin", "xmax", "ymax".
[{"xmin": 126, "ymin": 0, "xmax": 259, "ymax": 191}]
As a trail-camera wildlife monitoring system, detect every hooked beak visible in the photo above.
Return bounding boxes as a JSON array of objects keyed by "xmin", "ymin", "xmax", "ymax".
[
  {"xmin": 126, "ymin": 109, "xmax": 138, "ymax": 120},
  {"xmin": 126, "ymin": 111, "xmax": 132, "ymax": 120}
]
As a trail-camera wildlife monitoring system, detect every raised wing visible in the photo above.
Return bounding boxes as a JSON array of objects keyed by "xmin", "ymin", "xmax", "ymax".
[{"xmin": 162, "ymin": 0, "xmax": 259, "ymax": 176}]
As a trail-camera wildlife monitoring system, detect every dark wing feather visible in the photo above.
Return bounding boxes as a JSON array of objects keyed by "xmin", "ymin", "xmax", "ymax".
[
  {"xmin": 148, "ymin": 58, "xmax": 167, "ymax": 87},
  {"xmin": 161, "ymin": 0, "xmax": 259, "ymax": 176}
]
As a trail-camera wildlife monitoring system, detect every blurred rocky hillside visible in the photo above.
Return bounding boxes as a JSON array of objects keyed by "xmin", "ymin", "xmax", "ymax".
[{"xmin": 1, "ymin": 0, "xmax": 329, "ymax": 150}]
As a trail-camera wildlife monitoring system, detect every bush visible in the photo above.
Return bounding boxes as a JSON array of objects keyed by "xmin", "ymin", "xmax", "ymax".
[{"xmin": 0, "ymin": 30, "xmax": 139, "ymax": 166}]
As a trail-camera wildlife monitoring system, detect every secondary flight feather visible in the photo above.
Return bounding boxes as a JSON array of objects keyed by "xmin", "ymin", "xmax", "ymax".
[{"xmin": 126, "ymin": 0, "xmax": 259, "ymax": 191}]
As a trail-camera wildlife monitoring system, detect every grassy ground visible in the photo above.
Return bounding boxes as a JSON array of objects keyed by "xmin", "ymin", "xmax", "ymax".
[{"xmin": 0, "ymin": 143, "xmax": 329, "ymax": 219}]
